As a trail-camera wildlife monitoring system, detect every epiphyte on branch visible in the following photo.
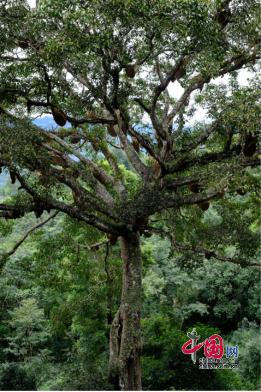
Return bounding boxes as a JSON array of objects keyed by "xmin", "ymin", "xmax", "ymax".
[{"xmin": 51, "ymin": 107, "xmax": 67, "ymax": 127}]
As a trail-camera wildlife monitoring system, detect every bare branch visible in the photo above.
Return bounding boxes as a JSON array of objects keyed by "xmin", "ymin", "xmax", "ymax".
[
  {"xmin": 133, "ymin": 98, "xmax": 150, "ymax": 115},
  {"xmin": 0, "ymin": 212, "xmax": 59, "ymax": 267},
  {"xmin": 0, "ymin": 56, "xmax": 29, "ymax": 62},
  {"xmin": 152, "ymin": 55, "xmax": 189, "ymax": 113},
  {"xmin": 115, "ymin": 109, "xmax": 149, "ymax": 178}
]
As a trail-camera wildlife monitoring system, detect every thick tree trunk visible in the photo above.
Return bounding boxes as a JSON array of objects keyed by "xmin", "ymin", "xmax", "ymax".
[{"xmin": 109, "ymin": 231, "xmax": 142, "ymax": 391}]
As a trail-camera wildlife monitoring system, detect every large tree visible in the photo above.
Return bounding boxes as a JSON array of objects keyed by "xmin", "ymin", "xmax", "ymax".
[{"xmin": 0, "ymin": 0, "xmax": 260, "ymax": 389}]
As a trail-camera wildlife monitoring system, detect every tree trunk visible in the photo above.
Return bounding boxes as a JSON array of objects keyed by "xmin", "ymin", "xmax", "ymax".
[{"xmin": 109, "ymin": 231, "xmax": 142, "ymax": 391}]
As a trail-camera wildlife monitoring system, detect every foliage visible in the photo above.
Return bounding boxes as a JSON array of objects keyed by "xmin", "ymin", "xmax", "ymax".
[
  {"xmin": 5, "ymin": 298, "xmax": 51, "ymax": 363},
  {"xmin": 0, "ymin": 194, "xmax": 259, "ymax": 390},
  {"xmin": 0, "ymin": 0, "xmax": 260, "ymax": 390},
  {"xmin": 0, "ymin": 363, "xmax": 36, "ymax": 391}
]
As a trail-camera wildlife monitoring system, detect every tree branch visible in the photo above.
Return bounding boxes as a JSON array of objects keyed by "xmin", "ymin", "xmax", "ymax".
[
  {"xmin": 0, "ymin": 211, "xmax": 59, "ymax": 267},
  {"xmin": 166, "ymin": 52, "xmax": 259, "ymax": 126},
  {"xmin": 151, "ymin": 228, "xmax": 260, "ymax": 268},
  {"xmin": 115, "ymin": 109, "xmax": 149, "ymax": 178}
]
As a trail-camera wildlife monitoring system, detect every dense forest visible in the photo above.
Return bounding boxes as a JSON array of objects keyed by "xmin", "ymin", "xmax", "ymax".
[
  {"xmin": 0, "ymin": 167, "xmax": 260, "ymax": 390},
  {"xmin": 0, "ymin": 0, "xmax": 260, "ymax": 390}
]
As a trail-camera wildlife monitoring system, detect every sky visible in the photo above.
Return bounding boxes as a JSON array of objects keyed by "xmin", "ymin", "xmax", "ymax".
[{"xmin": 27, "ymin": 0, "xmax": 36, "ymax": 7}]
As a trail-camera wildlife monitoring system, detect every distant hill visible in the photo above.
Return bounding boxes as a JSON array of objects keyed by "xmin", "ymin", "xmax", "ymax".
[
  {"xmin": 33, "ymin": 115, "xmax": 57, "ymax": 129},
  {"xmin": 0, "ymin": 172, "xmax": 7, "ymax": 188},
  {"xmin": 33, "ymin": 115, "xmax": 70, "ymax": 129}
]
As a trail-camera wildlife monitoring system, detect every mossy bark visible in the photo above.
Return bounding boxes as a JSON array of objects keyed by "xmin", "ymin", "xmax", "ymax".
[{"xmin": 109, "ymin": 231, "xmax": 142, "ymax": 390}]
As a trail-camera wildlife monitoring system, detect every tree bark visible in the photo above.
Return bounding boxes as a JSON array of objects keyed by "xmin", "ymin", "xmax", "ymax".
[{"xmin": 109, "ymin": 231, "xmax": 142, "ymax": 391}]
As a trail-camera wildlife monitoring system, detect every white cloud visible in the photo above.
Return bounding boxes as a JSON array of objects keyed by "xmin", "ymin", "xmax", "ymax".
[
  {"xmin": 27, "ymin": 0, "xmax": 36, "ymax": 8},
  {"xmin": 168, "ymin": 80, "xmax": 184, "ymax": 99},
  {"xmin": 237, "ymin": 68, "xmax": 254, "ymax": 86},
  {"xmin": 190, "ymin": 106, "xmax": 209, "ymax": 125}
]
